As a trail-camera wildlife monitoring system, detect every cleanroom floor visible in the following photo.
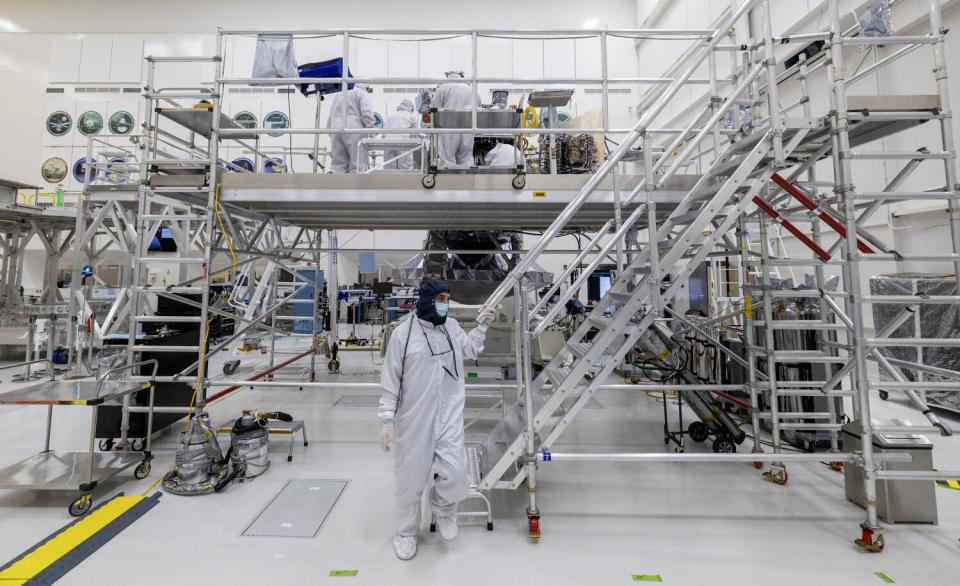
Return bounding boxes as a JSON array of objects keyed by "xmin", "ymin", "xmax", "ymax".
[{"xmin": 0, "ymin": 333, "xmax": 958, "ymax": 586}]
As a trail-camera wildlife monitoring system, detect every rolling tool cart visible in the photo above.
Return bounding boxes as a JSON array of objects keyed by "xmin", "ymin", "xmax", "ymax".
[{"xmin": 0, "ymin": 359, "xmax": 158, "ymax": 516}]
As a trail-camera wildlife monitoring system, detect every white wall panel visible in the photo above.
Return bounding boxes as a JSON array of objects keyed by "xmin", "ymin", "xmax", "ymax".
[
  {"xmin": 78, "ymin": 37, "xmax": 112, "ymax": 82},
  {"xmin": 48, "ymin": 36, "xmax": 82, "ymax": 83},
  {"xmin": 109, "ymin": 37, "xmax": 144, "ymax": 83}
]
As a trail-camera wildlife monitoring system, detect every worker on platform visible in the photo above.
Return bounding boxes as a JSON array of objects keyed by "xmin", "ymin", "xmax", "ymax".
[
  {"xmin": 327, "ymin": 84, "xmax": 377, "ymax": 173},
  {"xmin": 484, "ymin": 139, "xmax": 524, "ymax": 169},
  {"xmin": 383, "ymin": 99, "xmax": 419, "ymax": 171},
  {"xmin": 433, "ymin": 71, "xmax": 477, "ymax": 168},
  {"xmin": 378, "ymin": 278, "xmax": 497, "ymax": 560}
]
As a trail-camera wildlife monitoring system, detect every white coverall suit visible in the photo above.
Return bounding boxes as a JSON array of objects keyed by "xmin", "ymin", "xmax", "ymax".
[
  {"xmin": 383, "ymin": 100, "xmax": 418, "ymax": 171},
  {"xmin": 484, "ymin": 142, "xmax": 524, "ymax": 169},
  {"xmin": 379, "ymin": 315, "xmax": 486, "ymax": 536},
  {"xmin": 326, "ymin": 86, "xmax": 377, "ymax": 173},
  {"xmin": 432, "ymin": 82, "xmax": 477, "ymax": 168}
]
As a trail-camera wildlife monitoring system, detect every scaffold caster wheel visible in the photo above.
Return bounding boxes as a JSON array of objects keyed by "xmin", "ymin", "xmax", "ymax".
[
  {"xmin": 854, "ymin": 526, "xmax": 885, "ymax": 553},
  {"xmin": 712, "ymin": 437, "xmax": 736, "ymax": 453},
  {"xmin": 69, "ymin": 494, "xmax": 93, "ymax": 517},
  {"xmin": 512, "ymin": 174, "xmax": 526, "ymax": 189},
  {"xmin": 422, "ymin": 174, "xmax": 436, "ymax": 189},
  {"xmin": 688, "ymin": 421, "xmax": 709, "ymax": 443},
  {"xmin": 98, "ymin": 438, "xmax": 114, "ymax": 452},
  {"xmin": 528, "ymin": 515, "xmax": 541, "ymax": 540},
  {"xmin": 429, "ymin": 522, "xmax": 436, "ymax": 533},
  {"xmin": 327, "ymin": 359, "xmax": 340, "ymax": 373},
  {"xmin": 830, "ymin": 461, "xmax": 845, "ymax": 472},
  {"xmin": 131, "ymin": 438, "xmax": 145, "ymax": 452},
  {"xmin": 879, "ymin": 391, "xmax": 889, "ymax": 401},
  {"xmin": 487, "ymin": 521, "xmax": 494, "ymax": 531},
  {"xmin": 763, "ymin": 463, "xmax": 788, "ymax": 485},
  {"xmin": 134, "ymin": 461, "xmax": 151, "ymax": 480}
]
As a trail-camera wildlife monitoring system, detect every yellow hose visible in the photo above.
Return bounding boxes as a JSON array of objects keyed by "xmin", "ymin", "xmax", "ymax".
[
  {"xmin": 521, "ymin": 105, "xmax": 540, "ymax": 129},
  {"xmin": 213, "ymin": 183, "xmax": 237, "ymax": 278}
]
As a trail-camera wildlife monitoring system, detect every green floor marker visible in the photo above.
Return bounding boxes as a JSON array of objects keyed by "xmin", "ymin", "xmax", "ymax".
[
  {"xmin": 874, "ymin": 571, "xmax": 895, "ymax": 584},
  {"xmin": 329, "ymin": 570, "xmax": 358, "ymax": 577},
  {"xmin": 631, "ymin": 575, "xmax": 663, "ymax": 583}
]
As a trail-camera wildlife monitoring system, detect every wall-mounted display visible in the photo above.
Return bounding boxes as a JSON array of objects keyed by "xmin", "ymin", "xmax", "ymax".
[
  {"xmin": 72, "ymin": 157, "xmax": 98, "ymax": 183},
  {"xmin": 231, "ymin": 157, "xmax": 256, "ymax": 172},
  {"xmin": 232, "ymin": 111, "xmax": 257, "ymax": 129},
  {"xmin": 41, "ymin": 157, "xmax": 68, "ymax": 183},
  {"xmin": 77, "ymin": 111, "xmax": 104, "ymax": 136},
  {"xmin": 108, "ymin": 111, "xmax": 135, "ymax": 134},
  {"xmin": 104, "ymin": 157, "xmax": 128, "ymax": 184},
  {"xmin": 263, "ymin": 111, "xmax": 289, "ymax": 137},
  {"xmin": 45, "ymin": 111, "xmax": 73, "ymax": 136},
  {"xmin": 263, "ymin": 158, "xmax": 286, "ymax": 173}
]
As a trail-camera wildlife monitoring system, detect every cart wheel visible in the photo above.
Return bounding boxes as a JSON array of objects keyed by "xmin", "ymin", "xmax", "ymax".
[
  {"xmin": 486, "ymin": 521, "xmax": 494, "ymax": 531},
  {"xmin": 712, "ymin": 437, "xmax": 736, "ymax": 453},
  {"xmin": 422, "ymin": 174, "xmax": 436, "ymax": 189},
  {"xmin": 131, "ymin": 438, "xmax": 145, "ymax": 452},
  {"xmin": 688, "ymin": 421, "xmax": 709, "ymax": 443},
  {"xmin": 879, "ymin": 390, "xmax": 889, "ymax": 401},
  {"xmin": 98, "ymin": 438, "xmax": 114, "ymax": 452},
  {"xmin": 528, "ymin": 515, "xmax": 541, "ymax": 540},
  {"xmin": 69, "ymin": 494, "xmax": 93, "ymax": 517},
  {"xmin": 663, "ymin": 436, "xmax": 670, "ymax": 445},
  {"xmin": 223, "ymin": 360, "xmax": 240, "ymax": 375},
  {"xmin": 328, "ymin": 359, "xmax": 340, "ymax": 373},
  {"xmin": 134, "ymin": 461, "xmax": 151, "ymax": 480},
  {"xmin": 511, "ymin": 174, "xmax": 526, "ymax": 189},
  {"xmin": 854, "ymin": 526, "xmax": 885, "ymax": 553}
]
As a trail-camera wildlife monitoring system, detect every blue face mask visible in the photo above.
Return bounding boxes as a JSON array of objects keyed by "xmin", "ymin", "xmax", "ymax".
[{"xmin": 435, "ymin": 303, "xmax": 449, "ymax": 317}]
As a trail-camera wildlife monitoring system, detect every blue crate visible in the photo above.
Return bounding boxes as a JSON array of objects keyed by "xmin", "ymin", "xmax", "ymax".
[{"xmin": 298, "ymin": 58, "xmax": 355, "ymax": 96}]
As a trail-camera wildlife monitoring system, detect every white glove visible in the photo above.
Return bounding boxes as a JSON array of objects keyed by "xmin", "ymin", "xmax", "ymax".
[
  {"xmin": 379, "ymin": 422, "xmax": 394, "ymax": 453},
  {"xmin": 478, "ymin": 306, "xmax": 498, "ymax": 327}
]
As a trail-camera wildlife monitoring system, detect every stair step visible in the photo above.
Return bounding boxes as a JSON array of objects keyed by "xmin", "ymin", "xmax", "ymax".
[
  {"xmin": 606, "ymin": 290, "xmax": 633, "ymax": 301},
  {"xmin": 568, "ymin": 342, "xmax": 591, "ymax": 358},
  {"xmin": 669, "ymin": 210, "xmax": 729, "ymax": 226},
  {"xmin": 587, "ymin": 313, "xmax": 614, "ymax": 328},
  {"xmin": 543, "ymin": 365, "xmax": 571, "ymax": 386}
]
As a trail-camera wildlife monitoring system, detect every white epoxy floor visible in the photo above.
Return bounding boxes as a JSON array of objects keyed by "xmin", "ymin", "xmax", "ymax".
[{"xmin": 0, "ymin": 339, "xmax": 958, "ymax": 586}]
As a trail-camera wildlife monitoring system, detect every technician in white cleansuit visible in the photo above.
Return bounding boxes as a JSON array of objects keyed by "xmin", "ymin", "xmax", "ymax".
[
  {"xmin": 326, "ymin": 84, "xmax": 377, "ymax": 173},
  {"xmin": 484, "ymin": 140, "xmax": 524, "ymax": 169},
  {"xmin": 383, "ymin": 99, "xmax": 418, "ymax": 171},
  {"xmin": 432, "ymin": 71, "xmax": 476, "ymax": 168},
  {"xmin": 378, "ymin": 279, "xmax": 497, "ymax": 560}
]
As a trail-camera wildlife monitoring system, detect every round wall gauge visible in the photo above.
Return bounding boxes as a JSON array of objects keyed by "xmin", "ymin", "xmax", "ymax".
[
  {"xmin": 77, "ymin": 111, "xmax": 104, "ymax": 136},
  {"xmin": 41, "ymin": 157, "xmax": 68, "ymax": 183},
  {"xmin": 45, "ymin": 111, "xmax": 72, "ymax": 136},
  {"xmin": 109, "ymin": 111, "xmax": 135, "ymax": 134},
  {"xmin": 104, "ymin": 157, "xmax": 128, "ymax": 184},
  {"xmin": 263, "ymin": 158, "xmax": 286, "ymax": 173},
  {"xmin": 232, "ymin": 111, "xmax": 257, "ymax": 129},
  {"xmin": 231, "ymin": 157, "xmax": 255, "ymax": 172},
  {"xmin": 73, "ymin": 157, "xmax": 98, "ymax": 183},
  {"xmin": 263, "ymin": 111, "xmax": 289, "ymax": 137}
]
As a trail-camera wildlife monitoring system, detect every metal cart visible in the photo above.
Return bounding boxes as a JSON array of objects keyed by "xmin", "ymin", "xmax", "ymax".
[
  {"xmin": 0, "ymin": 359, "xmax": 158, "ymax": 516},
  {"xmin": 423, "ymin": 108, "xmax": 525, "ymax": 189}
]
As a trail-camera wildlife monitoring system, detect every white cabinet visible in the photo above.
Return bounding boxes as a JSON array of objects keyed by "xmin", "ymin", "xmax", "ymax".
[
  {"xmin": 79, "ymin": 37, "xmax": 112, "ymax": 82},
  {"xmin": 48, "ymin": 36, "xmax": 82, "ymax": 83},
  {"xmin": 109, "ymin": 37, "xmax": 144, "ymax": 83}
]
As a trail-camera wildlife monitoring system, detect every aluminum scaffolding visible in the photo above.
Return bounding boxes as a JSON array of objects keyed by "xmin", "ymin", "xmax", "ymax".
[{"xmin": 70, "ymin": 0, "xmax": 960, "ymax": 552}]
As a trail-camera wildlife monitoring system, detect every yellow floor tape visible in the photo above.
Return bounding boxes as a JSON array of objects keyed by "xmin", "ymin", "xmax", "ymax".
[
  {"xmin": 936, "ymin": 479, "xmax": 960, "ymax": 491},
  {"xmin": 0, "ymin": 496, "xmax": 143, "ymax": 584}
]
